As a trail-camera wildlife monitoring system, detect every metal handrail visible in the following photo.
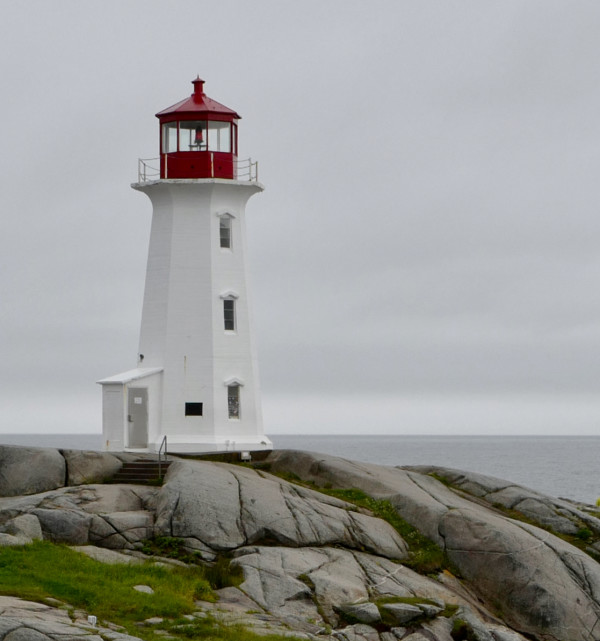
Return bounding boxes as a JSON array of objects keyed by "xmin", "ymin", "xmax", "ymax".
[
  {"xmin": 137, "ymin": 157, "xmax": 259, "ymax": 183},
  {"xmin": 138, "ymin": 158, "xmax": 160, "ymax": 183},
  {"xmin": 158, "ymin": 435, "xmax": 168, "ymax": 478},
  {"xmin": 235, "ymin": 157, "xmax": 259, "ymax": 182}
]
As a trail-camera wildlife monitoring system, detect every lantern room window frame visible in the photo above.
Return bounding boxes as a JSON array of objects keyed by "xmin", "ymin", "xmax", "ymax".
[{"xmin": 161, "ymin": 119, "xmax": 238, "ymax": 155}]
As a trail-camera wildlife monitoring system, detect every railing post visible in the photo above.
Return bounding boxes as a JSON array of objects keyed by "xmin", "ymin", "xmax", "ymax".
[{"xmin": 158, "ymin": 435, "xmax": 168, "ymax": 479}]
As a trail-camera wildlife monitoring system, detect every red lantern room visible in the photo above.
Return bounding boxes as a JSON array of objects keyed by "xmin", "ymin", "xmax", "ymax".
[{"xmin": 156, "ymin": 77, "xmax": 240, "ymax": 180}]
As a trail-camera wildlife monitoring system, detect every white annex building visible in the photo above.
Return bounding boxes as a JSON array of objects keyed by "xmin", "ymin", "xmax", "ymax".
[{"xmin": 98, "ymin": 77, "xmax": 273, "ymax": 455}]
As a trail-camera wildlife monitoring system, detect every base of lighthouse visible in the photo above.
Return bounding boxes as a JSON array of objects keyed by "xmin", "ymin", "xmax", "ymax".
[
  {"xmin": 98, "ymin": 178, "xmax": 273, "ymax": 456},
  {"xmin": 98, "ymin": 367, "xmax": 273, "ymax": 454}
]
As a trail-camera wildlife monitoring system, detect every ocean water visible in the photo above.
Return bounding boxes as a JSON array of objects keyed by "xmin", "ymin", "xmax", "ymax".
[
  {"xmin": 1, "ymin": 433, "xmax": 598, "ymax": 505},
  {"xmin": 274, "ymin": 434, "xmax": 600, "ymax": 506}
]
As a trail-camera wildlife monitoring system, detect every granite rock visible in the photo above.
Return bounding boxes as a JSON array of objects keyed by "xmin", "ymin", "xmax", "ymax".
[
  {"xmin": 61, "ymin": 450, "xmax": 123, "ymax": 486},
  {"xmin": 155, "ymin": 460, "xmax": 408, "ymax": 559},
  {"xmin": 0, "ymin": 596, "xmax": 117, "ymax": 641},
  {"xmin": 0, "ymin": 447, "xmax": 593, "ymax": 641},
  {"xmin": 266, "ymin": 450, "xmax": 600, "ymax": 641},
  {"xmin": 0, "ymin": 447, "xmax": 65, "ymax": 497},
  {"xmin": 1, "ymin": 515, "xmax": 42, "ymax": 541}
]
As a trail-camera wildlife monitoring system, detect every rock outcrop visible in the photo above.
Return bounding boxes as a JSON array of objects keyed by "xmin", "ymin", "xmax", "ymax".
[
  {"xmin": 0, "ymin": 444, "xmax": 599, "ymax": 640},
  {"xmin": 154, "ymin": 460, "xmax": 408, "ymax": 559},
  {"xmin": 406, "ymin": 464, "xmax": 600, "ymax": 539},
  {"xmin": 0, "ymin": 447, "xmax": 65, "ymax": 497},
  {"xmin": 266, "ymin": 450, "xmax": 600, "ymax": 641},
  {"xmin": 61, "ymin": 450, "xmax": 124, "ymax": 486},
  {"xmin": 0, "ymin": 595, "xmax": 138, "ymax": 641}
]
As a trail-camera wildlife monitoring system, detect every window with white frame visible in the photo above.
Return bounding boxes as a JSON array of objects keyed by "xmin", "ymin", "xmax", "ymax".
[
  {"xmin": 220, "ymin": 216, "xmax": 232, "ymax": 249},
  {"xmin": 223, "ymin": 298, "xmax": 235, "ymax": 331},
  {"xmin": 227, "ymin": 385, "xmax": 240, "ymax": 419},
  {"xmin": 208, "ymin": 121, "xmax": 232, "ymax": 152},
  {"xmin": 162, "ymin": 122, "xmax": 178, "ymax": 153},
  {"xmin": 178, "ymin": 120, "xmax": 208, "ymax": 151}
]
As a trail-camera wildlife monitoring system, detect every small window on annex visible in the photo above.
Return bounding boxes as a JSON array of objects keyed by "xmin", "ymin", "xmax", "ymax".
[
  {"xmin": 220, "ymin": 216, "xmax": 232, "ymax": 249},
  {"xmin": 179, "ymin": 120, "xmax": 207, "ymax": 151},
  {"xmin": 223, "ymin": 298, "xmax": 235, "ymax": 331},
  {"xmin": 162, "ymin": 122, "xmax": 178, "ymax": 153},
  {"xmin": 185, "ymin": 402, "xmax": 203, "ymax": 416},
  {"xmin": 227, "ymin": 385, "xmax": 240, "ymax": 419}
]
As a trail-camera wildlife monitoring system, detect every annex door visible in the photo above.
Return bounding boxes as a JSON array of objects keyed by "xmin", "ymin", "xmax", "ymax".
[{"xmin": 127, "ymin": 387, "xmax": 148, "ymax": 448}]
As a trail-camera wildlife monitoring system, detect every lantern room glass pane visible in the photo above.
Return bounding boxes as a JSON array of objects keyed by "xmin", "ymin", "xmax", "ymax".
[
  {"xmin": 162, "ymin": 123, "xmax": 177, "ymax": 153},
  {"xmin": 207, "ymin": 121, "xmax": 231, "ymax": 152},
  {"xmin": 179, "ymin": 121, "xmax": 207, "ymax": 151}
]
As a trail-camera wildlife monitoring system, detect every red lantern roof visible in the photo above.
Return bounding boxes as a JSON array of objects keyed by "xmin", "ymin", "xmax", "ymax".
[{"xmin": 156, "ymin": 77, "xmax": 241, "ymax": 121}]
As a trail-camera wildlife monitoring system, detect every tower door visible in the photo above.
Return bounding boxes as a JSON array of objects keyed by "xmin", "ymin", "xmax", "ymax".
[{"xmin": 128, "ymin": 387, "xmax": 148, "ymax": 447}]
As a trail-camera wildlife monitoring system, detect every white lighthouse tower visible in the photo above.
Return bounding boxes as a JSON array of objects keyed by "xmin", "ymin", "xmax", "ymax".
[{"xmin": 99, "ymin": 78, "xmax": 272, "ymax": 455}]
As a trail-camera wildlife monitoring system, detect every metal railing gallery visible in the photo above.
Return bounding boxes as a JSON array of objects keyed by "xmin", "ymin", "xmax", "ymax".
[{"xmin": 137, "ymin": 156, "xmax": 258, "ymax": 183}]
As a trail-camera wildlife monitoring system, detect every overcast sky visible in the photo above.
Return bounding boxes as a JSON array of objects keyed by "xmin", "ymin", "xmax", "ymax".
[{"xmin": 1, "ymin": 1, "xmax": 600, "ymax": 435}]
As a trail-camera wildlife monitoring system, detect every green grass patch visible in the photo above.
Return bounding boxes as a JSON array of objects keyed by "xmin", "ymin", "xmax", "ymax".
[
  {"xmin": 270, "ymin": 469, "xmax": 303, "ymax": 484},
  {"xmin": 140, "ymin": 536, "xmax": 204, "ymax": 564},
  {"xmin": 320, "ymin": 488, "xmax": 447, "ymax": 574},
  {"xmin": 0, "ymin": 541, "xmax": 306, "ymax": 641},
  {"xmin": 451, "ymin": 617, "xmax": 477, "ymax": 640},
  {"xmin": 442, "ymin": 603, "xmax": 460, "ymax": 617},
  {"xmin": 140, "ymin": 537, "xmax": 244, "ymax": 589},
  {"xmin": 0, "ymin": 540, "xmax": 211, "ymax": 624},
  {"xmin": 374, "ymin": 595, "xmax": 458, "ymax": 627},
  {"xmin": 202, "ymin": 555, "xmax": 244, "ymax": 589},
  {"xmin": 576, "ymin": 527, "xmax": 593, "ymax": 541},
  {"xmin": 374, "ymin": 595, "xmax": 439, "ymax": 607}
]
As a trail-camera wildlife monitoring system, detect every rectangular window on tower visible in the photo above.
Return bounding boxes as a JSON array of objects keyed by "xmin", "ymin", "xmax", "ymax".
[
  {"xmin": 227, "ymin": 385, "xmax": 240, "ymax": 419},
  {"xmin": 185, "ymin": 403, "xmax": 203, "ymax": 416},
  {"xmin": 220, "ymin": 217, "xmax": 232, "ymax": 249},
  {"xmin": 223, "ymin": 299, "xmax": 235, "ymax": 331}
]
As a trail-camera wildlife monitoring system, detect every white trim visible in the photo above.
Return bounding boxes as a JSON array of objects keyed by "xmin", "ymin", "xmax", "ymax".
[
  {"xmin": 97, "ymin": 368, "xmax": 163, "ymax": 385},
  {"xmin": 220, "ymin": 290, "xmax": 239, "ymax": 300},
  {"xmin": 215, "ymin": 210, "xmax": 237, "ymax": 219},
  {"xmin": 224, "ymin": 377, "xmax": 244, "ymax": 387}
]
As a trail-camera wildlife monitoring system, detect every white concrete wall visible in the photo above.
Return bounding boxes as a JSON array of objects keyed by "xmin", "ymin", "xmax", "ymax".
[
  {"xmin": 101, "ymin": 384, "xmax": 125, "ymax": 451},
  {"xmin": 99, "ymin": 369, "xmax": 163, "ymax": 452},
  {"xmin": 132, "ymin": 179, "xmax": 271, "ymax": 453},
  {"xmin": 138, "ymin": 372, "xmax": 163, "ymax": 449}
]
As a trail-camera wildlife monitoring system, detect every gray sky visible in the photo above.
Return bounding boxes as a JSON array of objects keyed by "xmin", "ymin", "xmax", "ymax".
[{"xmin": 1, "ymin": 0, "xmax": 600, "ymax": 435}]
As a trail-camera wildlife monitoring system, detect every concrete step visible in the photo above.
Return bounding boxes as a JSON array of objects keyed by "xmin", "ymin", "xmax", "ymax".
[{"xmin": 111, "ymin": 459, "xmax": 171, "ymax": 484}]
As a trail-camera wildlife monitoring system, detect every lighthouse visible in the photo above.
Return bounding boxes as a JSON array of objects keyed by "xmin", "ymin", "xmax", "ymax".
[{"xmin": 98, "ymin": 78, "xmax": 272, "ymax": 455}]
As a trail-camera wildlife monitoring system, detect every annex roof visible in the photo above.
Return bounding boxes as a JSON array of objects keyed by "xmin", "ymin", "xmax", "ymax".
[{"xmin": 97, "ymin": 367, "xmax": 163, "ymax": 385}]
